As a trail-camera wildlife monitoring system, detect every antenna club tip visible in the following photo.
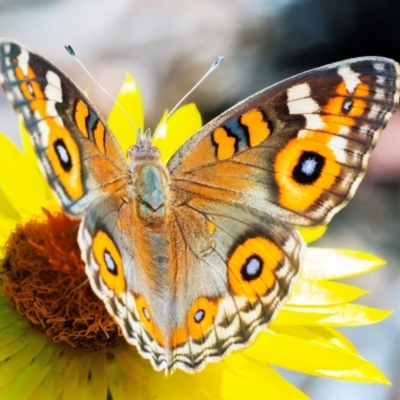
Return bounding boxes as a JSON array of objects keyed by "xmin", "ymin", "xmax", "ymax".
[
  {"xmin": 212, "ymin": 56, "xmax": 224, "ymax": 69},
  {"xmin": 65, "ymin": 45, "xmax": 75, "ymax": 56}
]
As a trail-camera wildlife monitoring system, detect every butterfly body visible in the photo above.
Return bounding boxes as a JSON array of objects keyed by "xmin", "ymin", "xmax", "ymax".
[{"xmin": 1, "ymin": 39, "xmax": 399, "ymax": 373}]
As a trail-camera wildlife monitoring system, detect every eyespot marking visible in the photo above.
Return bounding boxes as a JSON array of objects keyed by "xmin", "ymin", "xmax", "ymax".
[
  {"xmin": 134, "ymin": 295, "xmax": 164, "ymax": 346},
  {"xmin": 171, "ymin": 297, "xmax": 219, "ymax": 347},
  {"xmin": 53, "ymin": 138, "xmax": 72, "ymax": 172},
  {"xmin": 292, "ymin": 151, "xmax": 325, "ymax": 185},
  {"xmin": 228, "ymin": 237, "xmax": 281, "ymax": 300},
  {"xmin": 241, "ymin": 255, "xmax": 263, "ymax": 281},
  {"xmin": 46, "ymin": 126, "xmax": 84, "ymax": 201},
  {"xmin": 274, "ymin": 136, "xmax": 340, "ymax": 212},
  {"xmin": 92, "ymin": 230, "xmax": 125, "ymax": 296}
]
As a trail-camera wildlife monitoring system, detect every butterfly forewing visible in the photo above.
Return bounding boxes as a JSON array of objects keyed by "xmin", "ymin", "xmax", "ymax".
[
  {"xmin": 0, "ymin": 40, "xmax": 128, "ymax": 216},
  {"xmin": 168, "ymin": 57, "xmax": 400, "ymax": 226}
]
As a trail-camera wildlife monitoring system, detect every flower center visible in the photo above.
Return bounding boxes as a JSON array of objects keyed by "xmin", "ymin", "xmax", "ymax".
[{"xmin": 1, "ymin": 209, "xmax": 124, "ymax": 351}]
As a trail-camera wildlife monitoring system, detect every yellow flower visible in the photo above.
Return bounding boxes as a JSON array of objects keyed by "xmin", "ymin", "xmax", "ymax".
[{"xmin": 0, "ymin": 74, "xmax": 392, "ymax": 400}]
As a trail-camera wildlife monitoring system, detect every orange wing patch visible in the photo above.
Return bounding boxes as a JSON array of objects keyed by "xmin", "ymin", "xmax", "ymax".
[
  {"xmin": 323, "ymin": 81, "xmax": 370, "ymax": 131},
  {"xmin": 93, "ymin": 120, "xmax": 106, "ymax": 153},
  {"xmin": 240, "ymin": 109, "xmax": 271, "ymax": 147},
  {"xmin": 74, "ymin": 100, "xmax": 90, "ymax": 138},
  {"xmin": 212, "ymin": 127, "xmax": 236, "ymax": 160}
]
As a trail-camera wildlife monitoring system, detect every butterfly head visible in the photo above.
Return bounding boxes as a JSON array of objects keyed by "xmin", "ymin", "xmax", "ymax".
[{"xmin": 127, "ymin": 128, "xmax": 161, "ymax": 162}]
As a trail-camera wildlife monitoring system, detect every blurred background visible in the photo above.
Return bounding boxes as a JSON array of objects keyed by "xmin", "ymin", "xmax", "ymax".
[{"xmin": 0, "ymin": 0, "xmax": 399, "ymax": 398}]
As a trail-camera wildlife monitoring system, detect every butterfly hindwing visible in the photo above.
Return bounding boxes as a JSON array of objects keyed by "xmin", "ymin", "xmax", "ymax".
[
  {"xmin": 168, "ymin": 57, "xmax": 400, "ymax": 226},
  {"xmin": 167, "ymin": 202, "xmax": 303, "ymax": 372},
  {"xmin": 0, "ymin": 40, "xmax": 128, "ymax": 216},
  {"xmin": 80, "ymin": 193, "xmax": 303, "ymax": 373}
]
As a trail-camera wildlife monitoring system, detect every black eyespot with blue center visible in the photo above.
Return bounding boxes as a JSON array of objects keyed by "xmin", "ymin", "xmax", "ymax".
[
  {"xmin": 194, "ymin": 309, "xmax": 205, "ymax": 323},
  {"xmin": 104, "ymin": 250, "xmax": 118, "ymax": 276},
  {"xmin": 53, "ymin": 138, "xmax": 72, "ymax": 172},
  {"xmin": 241, "ymin": 255, "xmax": 263, "ymax": 281},
  {"xmin": 292, "ymin": 151, "xmax": 325, "ymax": 185}
]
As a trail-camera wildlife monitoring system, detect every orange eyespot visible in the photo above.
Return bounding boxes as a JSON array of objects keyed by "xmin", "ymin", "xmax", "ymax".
[
  {"xmin": 171, "ymin": 297, "xmax": 220, "ymax": 347},
  {"xmin": 46, "ymin": 126, "xmax": 85, "ymax": 201},
  {"xmin": 92, "ymin": 230, "xmax": 126, "ymax": 296},
  {"xmin": 134, "ymin": 295, "xmax": 164, "ymax": 346},
  {"xmin": 274, "ymin": 136, "xmax": 340, "ymax": 212},
  {"xmin": 228, "ymin": 237, "xmax": 282, "ymax": 300}
]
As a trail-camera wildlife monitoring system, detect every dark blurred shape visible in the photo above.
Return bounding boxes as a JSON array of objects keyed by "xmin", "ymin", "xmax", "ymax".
[{"xmin": 270, "ymin": 0, "xmax": 400, "ymax": 75}]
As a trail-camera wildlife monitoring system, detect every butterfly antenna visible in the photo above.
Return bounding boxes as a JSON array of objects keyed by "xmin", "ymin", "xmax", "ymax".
[
  {"xmin": 65, "ymin": 45, "xmax": 140, "ymax": 135},
  {"xmin": 153, "ymin": 55, "xmax": 224, "ymax": 139}
]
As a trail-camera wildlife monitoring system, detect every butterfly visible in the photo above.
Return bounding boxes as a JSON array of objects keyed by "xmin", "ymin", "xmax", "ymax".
[{"xmin": 0, "ymin": 39, "xmax": 399, "ymax": 374}]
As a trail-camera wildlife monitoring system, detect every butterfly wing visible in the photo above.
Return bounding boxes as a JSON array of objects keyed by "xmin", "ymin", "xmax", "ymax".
[
  {"xmin": 0, "ymin": 40, "xmax": 129, "ymax": 216},
  {"xmin": 168, "ymin": 57, "xmax": 400, "ymax": 226},
  {"xmin": 166, "ymin": 202, "xmax": 303, "ymax": 372},
  {"xmin": 160, "ymin": 57, "xmax": 400, "ymax": 371},
  {"xmin": 78, "ymin": 193, "xmax": 303, "ymax": 373}
]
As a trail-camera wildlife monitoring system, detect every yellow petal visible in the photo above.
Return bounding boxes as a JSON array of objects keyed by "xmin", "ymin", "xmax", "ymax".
[
  {"xmin": 153, "ymin": 109, "xmax": 168, "ymax": 138},
  {"xmin": 219, "ymin": 354, "xmax": 311, "ymax": 400},
  {"xmin": 317, "ymin": 304, "xmax": 393, "ymax": 326},
  {"xmin": 317, "ymin": 362, "xmax": 390, "ymax": 384},
  {"xmin": 0, "ymin": 133, "xmax": 50, "ymax": 218},
  {"xmin": 58, "ymin": 352, "xmax": 81, "ymax": 399},
  {"xmin": 245, "ymin": 329, "xmax": 367, "ymax": 373},
  {"xmin": 19, "ymin": 119, "xmax": 38, "ymax": 168},
  {"xmin": 0, "ymin": 188, "xmax": 21, "ymax": 221},
  {"xmin": 107, "ymin": 73, "xmax": 144, "ymax": 159},
  {"xmin": 272, "ymin": 307, "xmax": 335, "ymax": 326},
  {"xmin": 287, "ymin": 280, "xmax": 368, "ymax": 306},
  {"xmin": 298, "ymin": 225, "xmax": 327, "ymax": 243},
  {"xmin": 29, "ymin": 346, "xmax": 65, "ymax": 400},
  {"xmin": 0, "ymin": 216, "xmax": 18, "ymax": 249},
  {"xmin": 0, "ymin": 340, "xmax": 53, "ymax": 400},
  {"xmin": 87, "ymin": 352, "xmax": 109, "ymax": 399},
  {"xmin": 152, "ymin": 103, "xmax": 202, "ymax": 164},
  {"xmin": 4, "ymin": 332, "xmax": 46, "ymax": 375},
  {"xmin": 303, "ymin": 248, "xmax": 385, "ymax": 280},
  {"xmin": 106, "ymin": 355, "xmax": 132, "ymax": 399},
  {"xmin": 277, "ymin": 304, "xmax": 392, "ymax": 327},
  {"xmin": 312, "ymin": 326, "xmax": 358, "ymax": 353}
]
